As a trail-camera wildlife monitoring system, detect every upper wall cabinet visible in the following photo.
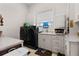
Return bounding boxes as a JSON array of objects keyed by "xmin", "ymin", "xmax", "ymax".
[
  {"xmin": 53, "ymin": 4, "xmax": 69, "ymax": 29},
  {"xmin": 53, "ymin": 14, "xmax": 66, "ymax": 29}
]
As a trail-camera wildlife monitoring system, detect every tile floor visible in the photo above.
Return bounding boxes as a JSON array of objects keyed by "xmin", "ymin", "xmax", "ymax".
[{"xmin": 25, "ymin": 47, "xmax": 57, "ymax": 56}]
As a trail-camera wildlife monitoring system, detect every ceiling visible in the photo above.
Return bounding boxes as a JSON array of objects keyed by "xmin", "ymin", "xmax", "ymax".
[{"xmin": 26, "ymin": 3, "xmax": 37, "ymax": 7}]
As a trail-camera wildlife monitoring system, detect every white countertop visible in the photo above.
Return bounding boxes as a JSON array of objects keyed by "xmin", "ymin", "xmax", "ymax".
[
  {"xmin": 39, "ymin": 32, "xmax": 56, "ymax": 35},
  {"xmin": 39, "ymin": 32, "xmax": 65, "ymax": 36},
  {"xmin": 0, "ymin": 37, "xmax": 23, "ymax": 51},
  {"xmin": 40, "ymin": 32, "xmax": 79, "ymax": 42}
]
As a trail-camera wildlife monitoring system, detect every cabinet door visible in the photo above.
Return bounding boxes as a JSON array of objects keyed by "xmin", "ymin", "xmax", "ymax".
[
  {"xmin": 54, "ymin": 4, "xmax": 67, "ymax": 28},
  {"xmin": 51, "ymin": 36, "xmax": 65, "ymax": 53},
  {"xmin": 38, "ymin": 34, "xmax": 46, "ymax": 49},
  {"xmin": 38, "ymin": 34, "xmax": 52, "ymax": 51},
  {"xmin": 44, "ymin": 35, "xmax": 52, "ymax": 51},
  {"xmin": 58, "ymin": 36, "xmax": 65, "ymax": 54},
  {"xmin": 70, "ymin": 42, "xmax": 79, "ymax": 56},
  {"xmin": 51, "ymin": 36, "xmax": 59, "ymax": 52}
]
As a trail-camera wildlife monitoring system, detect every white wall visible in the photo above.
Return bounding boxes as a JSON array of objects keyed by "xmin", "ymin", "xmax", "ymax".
[
  {"xmin": 26, "ymin": 3, "xmax": 79, "ymax": 34},
  {"xmin": 68, "ymin": 4, "xmax": 79, "ymax": 35},
  {"xmin": 27, "ymin": 3, "xmax": 69, "ymax": 29},
  {"xmin": 1, "ymin": 3, "xmax": 78, "ymax": 39},
  {"xmin": 0, "ymin": 3, "xmax": 28, "ymax": 39}
]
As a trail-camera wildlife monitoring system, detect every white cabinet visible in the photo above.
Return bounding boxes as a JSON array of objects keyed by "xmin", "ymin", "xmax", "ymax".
[
  {"xmin": 65, "ymin": 42, "xmax": 79, "ymax": 56},
  {"xmin": 58, "ymin": 36, "xmax": 65, "ymax": 53},
  {"xmin": 70, "ymin": 42, "xmax": 79, "ymax": 56},
  {"xmin": 54, "ymin": 14, "xmax": 66, "ymax": 29},
  {"xmin": 52, "ymin": 36, "xmax": 59, "ymax": 52},
  {"xmin": 38, "ymin": 34, "xmax": 46, "ymax": 49},
  {"xmin": 38, "ymin": 34, "xmax": 52, "ymax": 51},
  {"xmin": 65, "ymin": 35, "xmax": 79, "ymax": 56},
  {"xmin": 51, "ymin": 36, "xmax": 65, "ymax": 53},
  {"xmin": 38, "ymin": 33, "xmax": 65, "ymax": 54}
]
